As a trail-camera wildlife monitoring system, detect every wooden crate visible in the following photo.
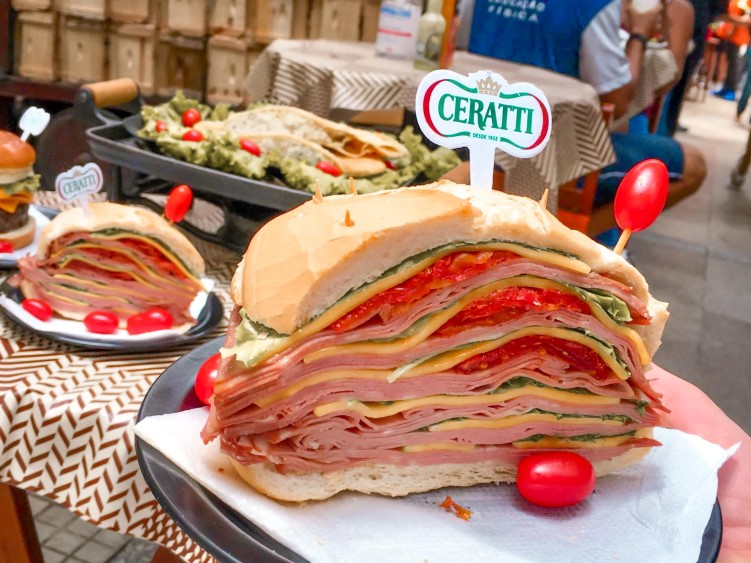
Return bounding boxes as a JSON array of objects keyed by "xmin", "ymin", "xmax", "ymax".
[
  {"xmin": 60, "ymin": 17, "xmax": 108, "ymax": 83},
  {"xmin": 166, "ymin": 0, "xmax": 207, "ymax": 37},
  {"xmin": 360, "ymin": 0, "xmax": 379, "ymax": 42},
  {"xmin": 15, "ymin": 11, "xmax": 59, "ymax": 81},
  {"xmin": 156, "ymin": 33, "xmax": 206, "ymax": 98},
  {"xmin": 317, "ymin": 0, "xmax": 361, "ymax": 41},
  {"xmin": 59, "ymin": 0, "xmax": 107, "ymax": 20},
  {"xmin": 12, "ymin": 0, "xmax": 53, "ymax": 11},
  {"xmin": 209, "ymin": 0, "xmax": 249, "ymax": 37},
  {"xmin": 110, "ymin": 0, "xmax": 151, "ymax": 23},
  {"xmin": 207, "ymin": 34, "xmax": 252, "ymax": 104},
  {"xmin": 254, "ymin": 0, "xmax": 294, "ymax": 43},
  {"xmin": 110, "ymin": 24, "xmax": 156, "ymax": 94}
]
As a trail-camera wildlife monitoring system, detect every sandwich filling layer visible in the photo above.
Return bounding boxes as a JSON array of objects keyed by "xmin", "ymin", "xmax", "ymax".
[{"xmin": 204, "ymin": 242, "xmax": 664, "ymax": 475}]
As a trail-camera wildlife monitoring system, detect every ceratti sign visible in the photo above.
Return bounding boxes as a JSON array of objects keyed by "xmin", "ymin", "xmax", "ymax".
[
  {"xmin": 416, "ymin": 70, "xmax": 551, "ymax": 189},
  {"xmin": 55, "ymin": 163, "xmax": 104, "ymax": 216}
]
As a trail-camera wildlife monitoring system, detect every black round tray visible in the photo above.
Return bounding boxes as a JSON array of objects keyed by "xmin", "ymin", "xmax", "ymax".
[{"xmin": 136, "ymin": 337, "xmax": 723, "ymax": 563}]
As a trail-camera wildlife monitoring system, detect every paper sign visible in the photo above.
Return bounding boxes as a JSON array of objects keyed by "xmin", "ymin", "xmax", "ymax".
[
  {"xmin": 18, "ymin": 107, "xmax": 50, "ymax": 142},
  {"xmin": 55, "ymin": 163, "xmax": 104, "ymax": 217},
  {"xmin": 416, "ymin": 70, "xmax": 551, "ymax": 190}
]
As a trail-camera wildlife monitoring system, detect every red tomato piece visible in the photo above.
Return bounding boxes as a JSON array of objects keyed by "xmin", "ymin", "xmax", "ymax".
[
  {"xmin": 384, "ymin": 160, "xmax": 396, "ymax": 170},
  {"xmin": 614, "ymin": 159, "xmax": 669, "ymax": 232},
  {"xmin": 181, "ymin": 108, "xmax": 202, "ymax": 127},
  {"xmin": 239, "ymin": 139, "xmax": 262, "ymax": 157},
  {"xmin": 316, "ymin": 161, "xmax": 342, "ymax": 177},
  {"xmin": 83, "ymin": 311, "xmax": 119, "ymax": 334},
  {"xmin": 155, "ymin": 120, "xmax": 167, "ymax": 133},
  {"xmin": 181, "ymin": 129, "xmax": 204, "ymax": 142},
  {"xmin": 22, "ymin": 298, "xmax": 53, "ymax": 321},
  {"xmin": 194, "ymin": 353, "xmax": 222, "ymax": 405},
  {"xmin": 164, "ymin": 184, "xmax": 193, "ymax": 223},
  {"xmin": 516, "ymin": 452, "xmax": 596, "ymax": 508},
  {"xmin": 126, "ymin": 308, "xmax": 174, "ymax": 335},
  {"xmin": 0, "ymin": 240, "xmax": 13, "ymax": 253}
]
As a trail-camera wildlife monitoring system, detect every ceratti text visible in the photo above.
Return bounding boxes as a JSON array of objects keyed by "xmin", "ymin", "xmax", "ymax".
[{"xmin": 438, "ymin": 94, "xmax": 535, "ymax": 135}]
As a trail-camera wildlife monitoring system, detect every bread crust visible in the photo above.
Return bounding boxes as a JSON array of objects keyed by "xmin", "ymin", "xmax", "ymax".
[
  {"xmin": 229, "ymin": 435, "xmax": 653, "ymax": 502},
  {"xmin": 0, "ymin": 132, "xmax": 36, "ymax": 171},
  {"xmin": 236, "ymin": 182, "xmax": 663, "ymax": 338},
  {"xmin": 37, "ymin": 202, "xmax": 205, "ymax": 276},
  {"xmin": 0, "ymin": 217, "xmax": 35, "ymax": 249}
]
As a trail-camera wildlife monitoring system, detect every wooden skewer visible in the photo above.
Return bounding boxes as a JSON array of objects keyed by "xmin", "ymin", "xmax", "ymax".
[
  {"xmin": 613, "ymin": 229, "xmax": 632, "ymax": 255},
  {"xmin": 314, "ymin": 181, "xmax": 323, "ymax": 203},
  {"xmin": 344, "ymin": 209, "xmax": 355, "ymax": 227},
  {"xmin": 539, "ymin": 188, "xmax": 549, "ymax": 209},
  {"xmin": 349, "ymin": 177, "xmax": 358, "ymax": 195}
]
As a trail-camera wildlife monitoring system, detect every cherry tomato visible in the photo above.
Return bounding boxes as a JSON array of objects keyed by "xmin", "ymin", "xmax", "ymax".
[
  {"xmin": 384, "ymin": 160, "xmax": 396, "ymax": 170},
  {"xmin": 194, "ymin": 353, "xmax": 222, "ymax": 406},
  {"xmin": 181, "ymin": 129, "xmax": 204, "ymax": 142},
  {"xmin": 182, "ymin": 108, "xmax": 202, "ymax": 127},
  {"xmin": 83, "ymin": 311, "xmax": 119, "ymax": 334},
  {"xmin": 164, "ymin": 184, "xmax": 193, "ymax": 223},
  {"xmin": 126, "ymin": 308, "xmax": 174, "ymax": 335},
  {"xmin": 239, "ymin": 139, "xmax": 261, "ymax": 157},
  {"xmin": 516, "ymin": 451, "xmax": 596, "ymax": 508},
  {"xmin": 316, "ymin": 161, "xmax": 342, "ymax": 177},
  {"xmin": 0, "ymin": 240, "xmax": 13, "ymax": 253},
  {"xmin": 22, "ymin": 298, "xmax": 53, "ymax": 321},
  {"xmin": 155, "ymin": 120, "xmax": 167, "ymax": 133},
  {"xmin": 614, "ymin": 159, "xmax": 669, "ymax": 233}
]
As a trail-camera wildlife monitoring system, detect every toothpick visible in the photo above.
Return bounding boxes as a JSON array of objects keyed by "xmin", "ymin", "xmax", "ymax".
[
  {"xmin": 313, "ymin": 181, "xmax": 323, "ymax": 203},
  {"xmin": 539, "ymin": 188, "xmax": 549, "ymax": 209},
  {"xmin": 344, "ymin": 210, "xmax": 355, "ymax": 227},
  {"xmin": 349, "ymin": 177, "xmax": 358, "ymax": 195},
  {"xmin": 614, "ymin": 229, "xmax": 632, "ymax": 255}
]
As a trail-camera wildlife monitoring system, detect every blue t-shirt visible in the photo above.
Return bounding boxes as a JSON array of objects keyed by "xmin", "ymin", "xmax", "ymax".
[{"xmin": 468, "ymin": 0, "xmax": 617, "ymax": 79}]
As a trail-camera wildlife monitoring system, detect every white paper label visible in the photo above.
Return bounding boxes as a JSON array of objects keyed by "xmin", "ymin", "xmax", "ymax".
[
  {"xmin": 415, "ymin": 70, "xmax": 552, "ymax": 189},
  {"xmin": 18, "ymin": 106, "xmax": 50, "ymax": 141}
]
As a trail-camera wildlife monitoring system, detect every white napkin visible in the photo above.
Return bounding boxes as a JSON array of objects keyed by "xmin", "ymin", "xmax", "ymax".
[{"xmin": 134, "ymin": 409, "xmax": 737, "ymax": 563}]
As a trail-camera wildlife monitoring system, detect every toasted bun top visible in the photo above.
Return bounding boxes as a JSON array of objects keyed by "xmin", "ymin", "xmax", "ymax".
[
  {"xmin": 37, "ymin": 202, "xmax": 205, "ymax": 276},
  {"xmin": 234, "ymin": 182, "xmax": 659, "ymax": 337},
  {"xmin": 0, "ymin": 131, "xmax": 36, "ymax": 170}
]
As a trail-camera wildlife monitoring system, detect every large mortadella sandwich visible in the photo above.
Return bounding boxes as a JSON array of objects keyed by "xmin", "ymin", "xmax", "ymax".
[
  {"xmin": 202, "ymin": 182, "xmax": 668, "ymax": 502},
  {"xmin": 16, "ymin": 202, "xmax": 205, "ymax": 326},
  {"xmin": 0, "ymin": 131, "xmax": 41, "ymax": 249}
]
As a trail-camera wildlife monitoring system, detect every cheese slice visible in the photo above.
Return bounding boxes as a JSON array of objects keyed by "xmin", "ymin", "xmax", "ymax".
[
  {"xmin": 304, "ymin": 276, "xmax": 650, "ymax": 366},
  {"xmin": 512, "ymin": 428, "xmax": 650, "ymax": 449},
  {"xmin": 228, "ymin": 242, "xmax": 592, "ymax": 366},
  {"xmin": 428, "ymin": 412, "xmax": 627, "ymax": 432},
  {"xmin": 99, "ymin": 233, "xmax": 197, "ymax": 280},
  {"xmin": 402, "ymin": 443, "xmax": 476, "ymax": 453},
  {"xmin": 0, "ymin": 190, "xmax": 34, "ymax": 214},
  {"xmin": 403, "ymin": 326, "xmax": 630, "ymax": 381},
  {"xmin": 312, "ymin": 386, "xmax": 619, "ymax": 418}
]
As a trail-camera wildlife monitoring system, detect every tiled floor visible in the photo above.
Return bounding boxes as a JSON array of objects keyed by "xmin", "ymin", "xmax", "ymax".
[{"xmin": 27, "ymin": 92, "xmax": 751, "ymax": 563}]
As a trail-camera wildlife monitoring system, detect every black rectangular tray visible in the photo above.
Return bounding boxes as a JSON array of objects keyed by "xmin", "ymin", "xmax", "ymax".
[{"xmin": 86, "ymin": 121, "xmax": 311, "ymax": 212}]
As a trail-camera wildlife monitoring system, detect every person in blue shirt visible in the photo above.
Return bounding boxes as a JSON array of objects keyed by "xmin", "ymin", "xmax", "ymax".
[{"xmin": 458, "ymin": 0, "xmax": 707, "ymax": 216}]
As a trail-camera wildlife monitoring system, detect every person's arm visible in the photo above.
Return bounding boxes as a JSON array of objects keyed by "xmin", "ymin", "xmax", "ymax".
[
  {"xmin": 654, "ymin": 0, "xmax": 695, "ymax": 95},
  {"xmin": 648, "ymin": 365, "xmax": 751, "ymax": 562}
]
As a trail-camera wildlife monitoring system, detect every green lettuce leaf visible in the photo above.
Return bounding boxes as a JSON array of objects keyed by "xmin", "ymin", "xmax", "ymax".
[{"xmin": 0, "ymin": 174, "xmax": 40, "ymax": 196}]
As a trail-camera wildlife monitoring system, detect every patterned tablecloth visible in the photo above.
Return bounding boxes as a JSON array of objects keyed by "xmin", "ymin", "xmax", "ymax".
[
  {"xmin": 0, "ymin": 192, "xmax": 236, "ymax": 562},
  {"xmin": 246, "ymin": 40, "xmax": 617, "ymax": 212}
]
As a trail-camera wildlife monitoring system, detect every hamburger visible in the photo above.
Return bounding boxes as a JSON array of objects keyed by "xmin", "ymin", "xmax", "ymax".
[
  {"xmin": 15, "ymin": 202, "xmax": 205, "ymax": 326},
  {"xmin": 0, "ymin": 131, "xmax": 41, "ymax": 249},
  {"xmin": 202, "ymin": 182, "xmax": 668, "ymax": 502}
]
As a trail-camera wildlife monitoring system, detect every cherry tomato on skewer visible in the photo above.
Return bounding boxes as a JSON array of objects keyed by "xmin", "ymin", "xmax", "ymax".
[
  {"xmin": 194, "ymin": 353, "xmax": 222, "ymax": 406},
  {"xmin": 126, "ymin": 308, "xmax": 174, "ymax": 335},
  {"xmin": 614, "ymin": 159, "xmax": 669, "ymax": 233},
  {"xmin": 0, "ymin": 240, "xmax": 13, "ymax": 253},
  {"xmin": 239, "ymin": 139, "xmax": 261, "ymax": 157},
  {"xmin": 182, "ymin": 129, "xmax": 204, "ymax": 142},
  {"xmin": 154, "ymin": 120, "xmax": 167, "ymax": 133},
  {"xmin": 316, "ymin": 161, "xmax": 342, "ymax": 177},
  {"xmin": 83, "ymin": 311, "xmax": 119, "ymax": 334},
  {"xmin": 164, "ymin": 184, "xmax": 193, "ymax": 223},
  {"xmin": 22, "ymin": 299, "xmax": 53, "ymax": 321},
  {"xmin": 181, "ymin": 108, "xmax": 202, "ymax": 128},
  {"xmin": 516, "ymin": 451, "xmax": 596, "ymax": 508}
]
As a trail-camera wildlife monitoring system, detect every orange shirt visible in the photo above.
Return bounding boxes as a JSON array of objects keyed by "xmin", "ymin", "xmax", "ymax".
[{"xmin": 717, "ymin": 0, "xmax": 751, "ymax": 46}]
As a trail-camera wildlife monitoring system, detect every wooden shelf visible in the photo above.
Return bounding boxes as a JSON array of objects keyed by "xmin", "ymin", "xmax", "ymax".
[{"xmin": 0, "ymin": 75, "xmax": 79, "ymax": 103}]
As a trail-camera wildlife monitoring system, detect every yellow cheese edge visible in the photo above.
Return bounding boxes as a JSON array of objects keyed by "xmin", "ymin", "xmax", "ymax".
[
  {"xmin": 103, "ymin": 233, "xmax": 197, "ymax": 280},
  {"xmin": 304, "ymin": 276, "xmax": 650, "ymax": 366},
  {"xmin": 243, "ymin": 242, "xmax": 592, "ymax": 365},
  {"xmin": 428, "ymin": 412, "xmax": 626, "ymax": 432},
  {"xmin": 403, "ymin": 442, "xmax": 476, "ymax": 453},
  {"xmin": 512, "ymin": 427, "xmax": 652, "ymax": 449},
  {"xmin": 312, "ymin": 385, "xmax": 620, "ymax": 418}
]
